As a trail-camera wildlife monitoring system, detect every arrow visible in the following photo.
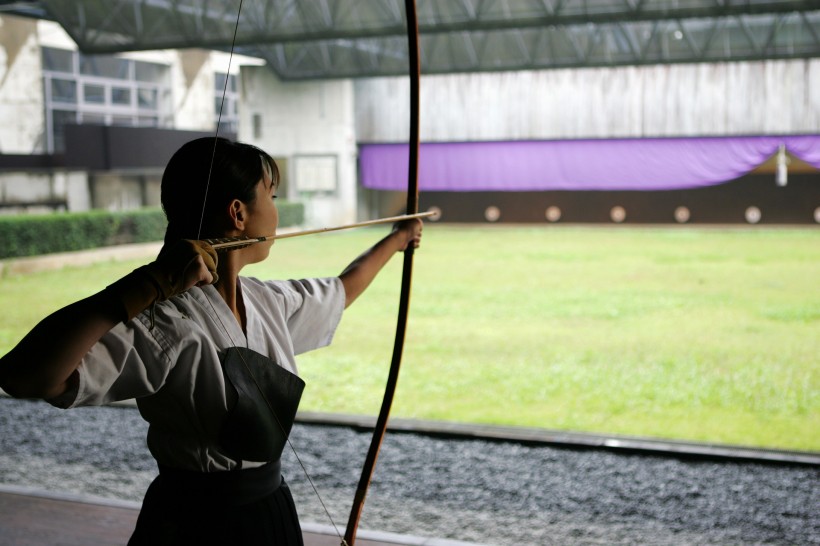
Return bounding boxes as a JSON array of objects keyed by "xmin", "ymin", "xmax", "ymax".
[{"xmin": 205, "ymin": 210, "xmax": 435, "ymax": 251}]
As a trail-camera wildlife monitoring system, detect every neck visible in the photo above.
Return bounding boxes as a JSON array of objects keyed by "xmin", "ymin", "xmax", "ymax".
[{"xmin": 214, "ymin": 251, "xmax": 246, "ymax": 329}]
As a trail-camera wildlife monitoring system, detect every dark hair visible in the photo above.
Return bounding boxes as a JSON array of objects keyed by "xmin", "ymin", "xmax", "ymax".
[{"xmin": 160, "ymin": 137, "xmax": 278, "ymax": 248}]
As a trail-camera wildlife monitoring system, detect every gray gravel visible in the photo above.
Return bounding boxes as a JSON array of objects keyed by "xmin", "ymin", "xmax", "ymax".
[{"xmin": 0, "ymin": 397, "xmax": 817, "ymax": 545}]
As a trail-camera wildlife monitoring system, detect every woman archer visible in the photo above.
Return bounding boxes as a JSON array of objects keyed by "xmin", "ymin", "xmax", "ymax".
[{"xmin": 0, "ymin": 136, "xmax": 423, "ymax": 545}]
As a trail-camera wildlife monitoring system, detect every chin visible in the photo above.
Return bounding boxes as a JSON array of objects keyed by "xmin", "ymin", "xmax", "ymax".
[{"xmin": 257, "ymin": 242, "xmax": 274, "ymax": 261}]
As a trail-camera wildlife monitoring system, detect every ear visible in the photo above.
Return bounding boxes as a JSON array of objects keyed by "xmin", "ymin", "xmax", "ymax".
[{"xmin": 227, "ymin": 199, "xmax": 246, "ymax": 230}]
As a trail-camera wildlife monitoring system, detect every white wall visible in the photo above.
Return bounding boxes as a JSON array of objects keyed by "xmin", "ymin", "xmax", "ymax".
[
  {"xmin": 355, "ymin": 59, "xmax": 820, "ymax": 142},
  {"xmin": 240, "ymin": 66, "xmax": 358, "ymax": 227},
  {"xmin": 0, "ymin": 169, "xmax": 88, "ymax": 214},
  {"xmin": 60, "ymin": 171, "xmax": 91, "ymax": 211},
  {"xmin": 0, "ymin": 16, "xmax": 46, "ymax": 153}
]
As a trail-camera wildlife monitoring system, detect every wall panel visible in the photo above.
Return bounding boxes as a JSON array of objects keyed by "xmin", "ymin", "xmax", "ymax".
[{"xmin": 355, "ymin": 60, "xmax": 820, "ymax": 143}]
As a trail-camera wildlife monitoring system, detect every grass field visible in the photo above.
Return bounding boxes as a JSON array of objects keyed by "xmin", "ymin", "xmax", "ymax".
[{"xmin": 1, "ymin": 225, "xmax": 818, "ymax": 451}]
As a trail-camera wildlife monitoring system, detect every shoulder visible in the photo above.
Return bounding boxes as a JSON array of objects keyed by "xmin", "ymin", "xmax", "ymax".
[
  {"xmin": 239, "ymin": 276, "xmax": 289, "ymax": 305},
  {"xmin": 241, "ymin": 276, "xmax": 344, "ymax": 315},
  {"xmin": 243, "ymin": 276, "xmax": 343, "ymax": 298}
]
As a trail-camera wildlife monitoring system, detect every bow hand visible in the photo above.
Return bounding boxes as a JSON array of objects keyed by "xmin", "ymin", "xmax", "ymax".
[{"xmin": 392, "ymin": 218, "xmax": 423, "ymax": 252}]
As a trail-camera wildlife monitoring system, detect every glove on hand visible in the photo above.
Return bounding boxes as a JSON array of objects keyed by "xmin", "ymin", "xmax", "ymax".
[
  {"xmin": 152, "ymin": 239, "xmax": 219, "ymax": 299},
  {"xmin": 104, "ymin": 240, "xmax": 218, "ymax": 322}
]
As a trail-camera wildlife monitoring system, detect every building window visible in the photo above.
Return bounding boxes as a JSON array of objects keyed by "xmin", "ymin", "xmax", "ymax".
[
  {"xmin": 50, "ymin": 109, "xmax": 77, "ymax": 152},
  {"xmin": 135, "ymin": 61, "xmax": 165, "ymax": 82},
  {"xmin": 111, "ymin": 87, "xmax": 132, "ymax": 106},
  {"xmin": 42, "ymin": 47, "xmax": 171, "ymax": 152},
  {"xmin": 253, "ymin": 113, "xmax": 262, "ymax": 139},
  {"xmin": 138, "ymin": 88, "xmax": 158, "ymax": 109},
  {"xmin": 80, "ymin": 55, "xmax": 130, "ymax": 79},
  {"xmin": 83, "ymin": 84, "xmax": 105, "ymax": 104},
  {"xmin": 42, "ymin": 47, "xmax": 74, "ymax": 73},
  {"xmin": 214, "ymin": 72, "xmax": 239, "ymax": 134},
  {"xmin": 50, "ymin": 78, "xmax": 77, "ymax": 103}
]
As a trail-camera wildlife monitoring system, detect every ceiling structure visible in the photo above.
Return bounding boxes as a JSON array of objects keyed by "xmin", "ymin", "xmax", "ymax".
[{"xmin": 2, "ymin": 0, "xmax": 819, "ymax": 80}]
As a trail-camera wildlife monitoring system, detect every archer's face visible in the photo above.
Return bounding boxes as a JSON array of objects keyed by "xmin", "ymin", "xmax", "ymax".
[{"xmin": 242, "ymin": 171, "xmax": 279, "ymax": 262}]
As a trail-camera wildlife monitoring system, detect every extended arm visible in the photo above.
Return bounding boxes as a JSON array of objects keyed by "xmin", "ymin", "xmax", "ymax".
[
  {"xmin": 339, "ymin": 219, "xmax": 422, "ymax": 308},
  {"xmin": 0, "ymin": 241, "xmax": 216, "ymax": 400}
]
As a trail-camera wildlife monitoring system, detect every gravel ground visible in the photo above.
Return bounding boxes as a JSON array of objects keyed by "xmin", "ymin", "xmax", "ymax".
[{"xmin": 0, "ymin": 397, "xmax": 817, "ymax": 545}]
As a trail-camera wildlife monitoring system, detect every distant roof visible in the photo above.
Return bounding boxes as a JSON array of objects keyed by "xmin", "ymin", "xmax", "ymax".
[{"xmin": 4, "ymin": 0, "xmax": 820, "ymax": 80}]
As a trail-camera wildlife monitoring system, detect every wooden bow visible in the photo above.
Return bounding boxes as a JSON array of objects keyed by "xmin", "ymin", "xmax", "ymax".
[{"xmin": 342, "ymin": 1, "xmax": 421, "ymax": 544}]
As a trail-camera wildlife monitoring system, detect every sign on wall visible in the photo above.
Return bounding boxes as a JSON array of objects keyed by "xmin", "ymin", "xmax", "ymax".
[{"xmin": 294, "ymin": 155, "xmax": 337, "ymax": 194}]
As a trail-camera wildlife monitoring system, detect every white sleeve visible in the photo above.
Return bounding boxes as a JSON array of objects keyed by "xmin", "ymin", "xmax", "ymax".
[
  {"xmin": 49, "ymin": 312, "xmax": 176, "ymax": 408},
  {"xmin": 272, "ymin": 277, "xmax": 346, "ymax": 355}
]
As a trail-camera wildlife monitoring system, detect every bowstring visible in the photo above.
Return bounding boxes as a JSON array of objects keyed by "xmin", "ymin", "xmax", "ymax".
[
  {"xmin": 197, "ymin": 0, "xmax": 243, "ymax": 241},
  {"xmin": 195, "ymin": 0, "xmax": 345, "ymax": 541}
]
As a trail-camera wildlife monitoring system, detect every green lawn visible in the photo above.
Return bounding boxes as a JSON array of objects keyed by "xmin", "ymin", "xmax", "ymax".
[{"xmin": 1, "ymin": 225, "xmax": 818, "ymax": 451}]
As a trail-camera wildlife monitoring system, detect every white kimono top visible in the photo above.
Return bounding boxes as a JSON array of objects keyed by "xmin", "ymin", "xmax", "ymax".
[{"xmin": 51, "ymin": 276, "xmax": 345, "ymax": 472}]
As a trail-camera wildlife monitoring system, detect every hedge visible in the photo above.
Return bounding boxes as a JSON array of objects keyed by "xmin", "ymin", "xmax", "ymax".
[{"xmin": 0, "ymin": 202, "xmax": 304, "ymax": 260}]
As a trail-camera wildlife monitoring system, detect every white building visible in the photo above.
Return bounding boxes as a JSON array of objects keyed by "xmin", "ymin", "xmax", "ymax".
[{"xmin": 0, "ymin": 15, "xmax": 258, "ymax": 215}]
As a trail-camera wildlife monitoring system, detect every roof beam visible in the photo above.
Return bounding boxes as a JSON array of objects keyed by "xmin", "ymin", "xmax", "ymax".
[{"xmin": 42, "ymin": 0, "xmax": 820, "ymax": 53}]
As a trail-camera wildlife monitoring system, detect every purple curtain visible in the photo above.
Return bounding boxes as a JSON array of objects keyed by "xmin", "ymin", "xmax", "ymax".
[{"xmin": 360, "ymin": 135, "xmax": 820, "ymax": 192}]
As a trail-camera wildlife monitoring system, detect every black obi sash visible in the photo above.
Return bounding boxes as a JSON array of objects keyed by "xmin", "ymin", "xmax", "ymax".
[{"xmin": 218, "ymin": 347, "xmax": 305, "ymax": 463}]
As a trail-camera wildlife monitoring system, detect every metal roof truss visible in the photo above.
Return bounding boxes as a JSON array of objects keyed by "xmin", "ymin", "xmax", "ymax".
[{"xmin": 11, "ymin": 0, "xmax": 820, "ymax": 80}]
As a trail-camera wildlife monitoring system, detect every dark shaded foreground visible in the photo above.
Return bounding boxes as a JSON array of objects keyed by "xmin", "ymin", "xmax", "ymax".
[{"xmin": 0, "ymin": 398, "xmax": 817, "ymax": 545}]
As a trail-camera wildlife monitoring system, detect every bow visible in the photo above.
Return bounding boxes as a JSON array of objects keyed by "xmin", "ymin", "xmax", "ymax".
[{"xmin": 342, "ymin": 1, "xmax": 421, "ymax": 544}]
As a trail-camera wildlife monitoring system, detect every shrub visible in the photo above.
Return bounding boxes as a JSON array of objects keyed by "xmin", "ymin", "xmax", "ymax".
[
  {"xmin": 277, "ymin": 200, "xmax": 304, "ymax": 228},
  {"xmin": 121, "ymin": 208, "xmax": 169, "ymax": 244},
  {"xmin": 0, "ymin": 201, "xmax": 304, "ymax": 259},
  {"xmin": 0, "ymin": 210, "xmax": 121, "ymax": 259}
]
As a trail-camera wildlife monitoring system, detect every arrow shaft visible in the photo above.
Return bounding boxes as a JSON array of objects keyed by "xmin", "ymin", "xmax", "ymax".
[{"xmin": 208, "ymin": 211, "xmax": 434, "ymax": 251}]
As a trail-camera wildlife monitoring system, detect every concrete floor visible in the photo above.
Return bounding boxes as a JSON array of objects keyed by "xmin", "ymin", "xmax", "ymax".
[{"xmin": 0, "ymin": 485, "xmax": 461, "ymax": 546}]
